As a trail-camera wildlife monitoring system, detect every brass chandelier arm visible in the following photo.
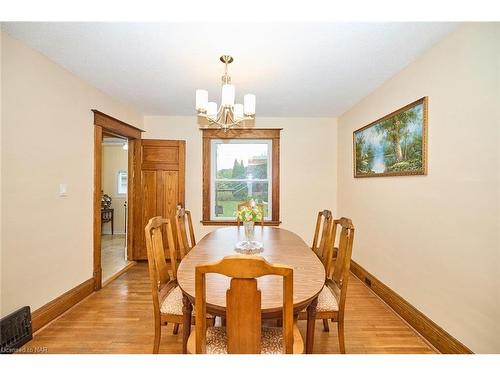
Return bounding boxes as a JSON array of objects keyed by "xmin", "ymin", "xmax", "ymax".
[{"xmin": 197, "ymin": 111, "xmax": 254, "ymax": 130}]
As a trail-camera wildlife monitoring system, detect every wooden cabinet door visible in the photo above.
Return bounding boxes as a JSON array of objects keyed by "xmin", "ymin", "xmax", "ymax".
[{"xmin": 133, "ymin": 139, "xmax": 185, "ymax": 260}]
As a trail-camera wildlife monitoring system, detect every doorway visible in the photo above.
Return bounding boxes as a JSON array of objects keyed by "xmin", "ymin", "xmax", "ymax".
[
  {"xmin": 93, "ymin": 109, "xmax": 143, "ymax": 290},
  {"xmin": 101, "ymin": 135, "xmax": 130, "ymax": 283}
]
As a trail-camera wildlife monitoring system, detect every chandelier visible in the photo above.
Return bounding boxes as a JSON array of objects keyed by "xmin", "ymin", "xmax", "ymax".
[{"xmin": 195, "ymin": 55, "xmax": 256, "ymax": 131}]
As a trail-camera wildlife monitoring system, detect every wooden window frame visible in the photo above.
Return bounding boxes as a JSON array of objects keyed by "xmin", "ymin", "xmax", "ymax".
[{"xmin": 201, "ymin": 128, "xmax": 281, "ymax": 226}]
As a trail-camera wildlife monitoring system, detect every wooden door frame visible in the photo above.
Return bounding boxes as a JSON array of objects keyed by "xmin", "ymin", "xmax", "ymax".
[{"xmin": 93, "ymin": 110, "xmax": 144, "ymax": 290}]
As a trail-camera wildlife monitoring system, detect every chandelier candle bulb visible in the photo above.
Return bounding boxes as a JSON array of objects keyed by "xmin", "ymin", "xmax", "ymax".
[
  {"xmin": 196, "ymin": 89, "xmax": 208, "ymax": 111},
  {"xmin": 234, "ymin": 104, "xmax": 244, "ymax": 120},
  {"xmin": 221, "ymin": 84, "xmax": 235, "ymax": 106},
  {"xmin": 244, "ymin": 94, "xmax": 256, "ymax": 115},
  {"xmin": 207, "ymin": 102, "xmax": 218, "ymax": 119}
]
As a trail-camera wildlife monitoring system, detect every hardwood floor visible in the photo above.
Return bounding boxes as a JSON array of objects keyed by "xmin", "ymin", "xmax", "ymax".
[
  {"xmin": 101, "ymin": 234, "xmax": 131, "ymax": 283},
  {"xmin": 21, "ymin": 263, "xmax": 436, "ymax": 354}
]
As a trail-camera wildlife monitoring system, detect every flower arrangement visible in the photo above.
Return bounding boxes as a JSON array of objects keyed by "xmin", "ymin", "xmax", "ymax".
[
  {"xmin": 101, "ymin": 193, "xmax": 112, "ymax": 209},
  {"xmin": 236, "ymin": 206, "xmax": 263, "ymax": 222}
]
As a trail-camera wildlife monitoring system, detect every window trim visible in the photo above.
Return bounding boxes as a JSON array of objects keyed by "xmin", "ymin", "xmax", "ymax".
[{"xmin": 201, "ymin": 128, "xmax": 281, "ymax": 226}]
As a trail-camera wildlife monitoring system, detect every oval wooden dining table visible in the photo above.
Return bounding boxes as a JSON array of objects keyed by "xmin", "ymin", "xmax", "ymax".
[{"xmin": 177, "ymin": 226, "xmax": 326, "ymax": 354}]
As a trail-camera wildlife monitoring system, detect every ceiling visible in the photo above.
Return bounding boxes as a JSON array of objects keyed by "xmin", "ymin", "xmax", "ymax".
[{"xmin": 2, "ymin": 22, "xmax": 458, "ymax": 117}]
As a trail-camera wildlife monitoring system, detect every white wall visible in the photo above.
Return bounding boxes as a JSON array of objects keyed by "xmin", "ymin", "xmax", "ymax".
[
  {"xmin": 143, "ymin": 116, "xmax": 338, "ymax": 243},
  {"xmin": 337, "ymin": 23, "xmax": 500, "ymax": 353},
  {"xmin": 0, "ymin": 31, "xmax": 143, "ymax": 316}
]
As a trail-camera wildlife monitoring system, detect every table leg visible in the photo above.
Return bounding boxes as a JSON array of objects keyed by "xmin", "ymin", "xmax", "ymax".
[
  {"xmin": 182, "ymin": 293, "xmax": 192, "ymax": 354},
  {"xmin": 305, "ymin": 296, "xmax": 318, "ymax": 354}
]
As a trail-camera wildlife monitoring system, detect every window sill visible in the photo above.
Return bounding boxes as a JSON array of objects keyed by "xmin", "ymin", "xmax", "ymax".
[{"xmin": 201, "ymin": 220, "xmax": 281, "ymax": 226}]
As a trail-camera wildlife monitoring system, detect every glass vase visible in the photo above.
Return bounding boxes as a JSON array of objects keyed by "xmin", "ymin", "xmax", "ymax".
[{"xmin": 243, "ymin": 220, "xmax": 255, "ymax": 243}]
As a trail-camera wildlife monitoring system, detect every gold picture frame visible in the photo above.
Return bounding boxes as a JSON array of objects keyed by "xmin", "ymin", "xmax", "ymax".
[{"xmin": 353, "ymin": 97, "xmax": 428, "ymax": 178}]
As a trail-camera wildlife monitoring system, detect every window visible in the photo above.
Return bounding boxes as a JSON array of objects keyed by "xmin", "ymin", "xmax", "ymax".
[
  {"xmin": 117, "ymin": 170, "xmax": 128, "ymax": 195},
  {"xmin": 202, "ymin": 128, "xmax": 281, "ymax": 225},
  {"xmin": 211, "ymin": 139, "xmax": 272, "ymax": 220}
]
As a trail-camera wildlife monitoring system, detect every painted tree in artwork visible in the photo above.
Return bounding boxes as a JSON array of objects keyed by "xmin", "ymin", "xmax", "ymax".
[
  {"xmin": 376, "ymin": 109, "xmax": 417, "ymax": 163},
  {"xmin": 375, "ymin": 105, "xmax": 423, "ymax": 172},
  {"xmin": 366, "ymin": 144, "xmax": 375, "ymax": 170},
  {"xmin": 355, "ymin": 133, "xmax": 375, "ymax": 173},
  {"xmin": 355, "ymin": 134, "xmax": 366, "ymax": 173}
]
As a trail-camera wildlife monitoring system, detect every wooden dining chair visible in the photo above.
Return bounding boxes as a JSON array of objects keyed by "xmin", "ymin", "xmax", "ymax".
[
  {"xmin": 311, "ymin": 210, "xmax": 335, "ymax": 268},
  {"xmin": 275, "ymin": 213, "xmax": 333, "ymax": 333},
  {"xmin": 236, "ymin": 200, "xmax": 265, "ymax": 227},
  {"xmin": 145, "ymin": 216, "xmax": 213, "ymax": 353},
  {"xmin": 300, "ymin": 217, "xmax": 355, "ymax": 354},
  {"xmin": 175, "ymin": 207, "xmax": 196, "ymax": 259},
  {"xmin": 187, "ymin": 255, "xmax": 304, "ymax": 354},
  {"xmin": 301, "ymin": 210, "xmax": 335, "ymax": 332}
]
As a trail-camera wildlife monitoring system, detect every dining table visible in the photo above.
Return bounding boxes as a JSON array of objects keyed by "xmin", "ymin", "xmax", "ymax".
[{"xmin": 177, "ymin": 226, "xmax": 326, "ymax": 354}]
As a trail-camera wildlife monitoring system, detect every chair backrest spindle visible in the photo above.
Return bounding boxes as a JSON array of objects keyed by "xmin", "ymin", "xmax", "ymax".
[
  {"xmin": 311, "ymin": 210, "xmax": 332, "ymax": 257},
  {"xmin": 175, "ymin": 207, "xmax": 196, "ymax": 259}
]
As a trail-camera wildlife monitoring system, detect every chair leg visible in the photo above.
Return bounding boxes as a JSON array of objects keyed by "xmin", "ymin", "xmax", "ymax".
[
  {"xmin": 173, "ymin": 323, "xmax": 180, "ymax": 335},
  {"xmin": 337, "ymin": 319, "xmax": 345, "ymax": 354},
  {"xmin": 153, "ymin": 320, "xmax": 162, "ymax": 354},
  {"xmin": 322, "ymin": 319, "xmax": 330, "ymax": 332}
]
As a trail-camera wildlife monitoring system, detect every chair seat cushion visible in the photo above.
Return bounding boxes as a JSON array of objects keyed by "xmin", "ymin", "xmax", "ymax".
[
  {"xmin": 160, "ymin": 286, "xmax": 212, "ymax": 318},
  {"xmin": 160, "ymin": 286, "xmax": 184, "ymax": 315},
  {"xmin": 203, "ymin": 326, "xmax": 290, "ymax": 354},
  {"xmin": 317, "ymin": 285, "xmax": 339, "ymax": 312}
]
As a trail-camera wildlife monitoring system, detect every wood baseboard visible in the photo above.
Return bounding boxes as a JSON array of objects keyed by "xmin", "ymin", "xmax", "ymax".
[
  {"xmin": 350, "ymin": 260, "xmax": 473, "ymax": 354},
  {"xmin": 31, "ymin": 278, "xmax": 95, "ymax": 332}
]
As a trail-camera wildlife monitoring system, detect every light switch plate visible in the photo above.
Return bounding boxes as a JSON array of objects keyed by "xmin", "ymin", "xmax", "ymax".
[{"xmin": 59, "ymin": 183, "xmax": 68, "ymax": 197}]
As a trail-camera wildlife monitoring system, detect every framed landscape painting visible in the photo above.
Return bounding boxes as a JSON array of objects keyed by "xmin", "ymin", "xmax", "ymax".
[{"xmin": 353, "ymin": 97, "xmax": 428, "ymax": 178}]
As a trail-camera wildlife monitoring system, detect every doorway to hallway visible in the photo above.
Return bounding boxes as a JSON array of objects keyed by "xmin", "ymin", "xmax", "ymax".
[{"xmin": 101, "ymin": 135, "xmax": 131, "ymax": 283}]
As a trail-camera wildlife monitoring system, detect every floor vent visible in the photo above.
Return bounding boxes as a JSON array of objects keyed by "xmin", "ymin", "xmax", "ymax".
[{"xmin": 0, "ymin": 306, "xmax": 32, "ymax": 354}]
